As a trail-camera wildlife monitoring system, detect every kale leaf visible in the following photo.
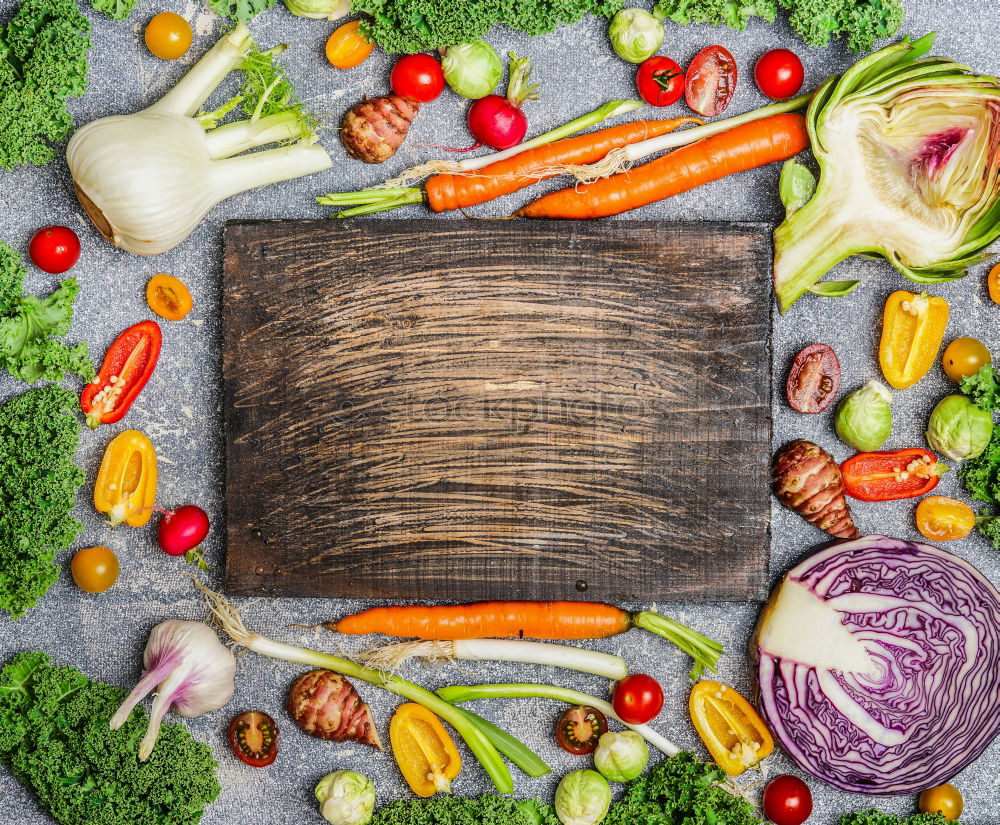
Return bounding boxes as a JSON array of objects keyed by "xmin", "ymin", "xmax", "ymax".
[
  {"xmin": 88, "ymin": 0, "xmax": 142, "ymax": 20},
  {"xmin": 0, "ymin": 652, "xmax": 220, "ymax": 825},
  {"xmin": 209, "ymin": 0, "xmax": 278, "ymax": 24},
  {"xmin": 0, "ymin": 0, "xmax": 91, "ymax": 169},
  {"xmin": 960, "ymin": 364, "xmax": 1000, "ymax": 413},
  {"xmin": 959, "ymin": 425, "xmax": 1000, "ymax": 504},
  {"xmin": 0, "ymin": 239, "xmax": 93, "ymax": 384},
  {"xmin": 838, "ymin": 810, "xmax": 956, "ymax": 825},
  {"xmin": 0, "ymin": 386, "xmax": 84, "ymax": 619},
  {"xmin": 372, "ymin": 794, "xmax": 561, "ymax": 825}
]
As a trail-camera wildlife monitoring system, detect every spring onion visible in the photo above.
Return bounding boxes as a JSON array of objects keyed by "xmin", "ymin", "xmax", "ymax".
[
  {"xmin": 360, "ymin": 639, "xmax": 628, "ymax": 681},
  {"xmin": 438, "ymin": 683, "xmax": 679, "ymax": 756}
]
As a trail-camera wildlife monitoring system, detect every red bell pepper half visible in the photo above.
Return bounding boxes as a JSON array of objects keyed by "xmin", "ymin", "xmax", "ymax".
[
  {"xmin": 841, "ymin": 448, "xmax": 947, "ymax": 502},
  {"xmin": 81, "ymin": 320, "xmax": 162, "ymax": 429}
]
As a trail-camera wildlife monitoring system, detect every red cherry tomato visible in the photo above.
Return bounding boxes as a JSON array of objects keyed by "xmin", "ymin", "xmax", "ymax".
[
  {"xmin": 685, "ymin": 45, "xmax": 737, "ymax": 116},
  {"xmin": 755, "ymin": 48, "xmax": 804, "ymax": 100},
  {"xmin": 390, "ymin": 54, "xmax": 445, "ymax": 103},
  {"xmin": 157, "ymin": 505, "xmax": 210, "ymax": 556},
  {"xmin": 227, "ymin": 711, "xmax": 279, "ymax": 767},
  {"xmin": 635, "ymin": 56, "xmax": 685, "ymax": 107},
  {"xmin": 28, "ymin": 225, "xmax": 80, "ymax": 274},
  {"xmin": 554, "ymin": 705, "xmax": 609, "ymax": 755},
  {"xmin": 612, "ymin": 673, "xmax": 664, "ymax": 724},
  {"xmin": 763, "ymin": 775, "xmax": 813, "ymax": 825}
]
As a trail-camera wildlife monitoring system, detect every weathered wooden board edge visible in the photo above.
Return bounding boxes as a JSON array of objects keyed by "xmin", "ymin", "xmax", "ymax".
[{"xmin": 220, "ymin": 218, "xmax": 775, "ymax": 604}]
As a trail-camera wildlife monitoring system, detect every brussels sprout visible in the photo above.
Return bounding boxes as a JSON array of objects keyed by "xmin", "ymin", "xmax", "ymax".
[
  {"xmin": 926, "ymin": 394, "xmax": 994, "ymax": 460},
  {"xmin": 593, "ymin": 731, "xmax": 649, "ymax": 782},
  {"xmin": 554, "ymin": 769, "xmax": 611, "ymax": 825},
  {"xmin": 283, "ymin": 0, "xmax": 350, "ymax": 20},
  {"xmin": 608, "ymin": 9, "xmax": 664, "ymax": 64},
  {"xmin": 315, "ymin": 770, "xmax": 376, "ymax": 825},
  {"xmin": 836, "ymin": 380, "xmax": 893, "ymax": 451},
  {"xmin": 442, "ymin": 41, "xmax": 504, "ymax": 99}
]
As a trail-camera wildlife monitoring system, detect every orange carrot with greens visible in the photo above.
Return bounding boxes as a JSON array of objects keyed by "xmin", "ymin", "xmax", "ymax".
[
  {"xmin": 317, "ymin": 117, "xmax": 701, "ymax": 218},
  {"xmin": 516, "ymin": 112, "xmax": 809, "ymax": 220},
  {"xmin": 331, "ymin": 600, "xmax": 723, "ymax": 680}
]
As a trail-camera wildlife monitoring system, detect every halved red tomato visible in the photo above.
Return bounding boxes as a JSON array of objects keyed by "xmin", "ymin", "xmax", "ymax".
[
  {"xmin": 227, "ymin": 711, "xmax": 279, "ymax": 767},
  {"xmin": 555, "ymin": 705, "xmax": 608, "ymax": 754},
  {"xmin": 685, "ymin": 45, "xmax": 737, "ymax": 116}
]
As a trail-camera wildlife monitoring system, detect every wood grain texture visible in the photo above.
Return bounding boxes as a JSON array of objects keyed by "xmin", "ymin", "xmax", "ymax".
[{"xmin": 222, "ymin": 219, "xmax": 771, "ymax": 602}]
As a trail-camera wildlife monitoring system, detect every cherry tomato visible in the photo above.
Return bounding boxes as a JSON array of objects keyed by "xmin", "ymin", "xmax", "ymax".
[
  {"xmin": 158, "ymin": 505, "xmax": 210, "ymax": 556},
  {"xmin": 635, "ymin": 56, "xmax": 685, "ymax": 107},
  {"xmin": 919, "ymin": 783, "xmax": 963, "ymax": 821},
  {"xmin": 144, "ymin": 12, "xmax": 192, "ymax": 61},
  {"xmin": 390, "ymin": 54, "xmax": 445, "ymax": 103},
  {"xmin": 612, "ymin": 673, "xmax": 663, "ymax": 724},
  {"xmin": 146, "ymin": 274, "xmax": 193, "ymax": 322},
  {"xmin": 325, "ymin": 20, "xmax": 374, "ymax": 70},
  {"xmin": 916, "ymin": 496, "xmax": 976, "ymax": 541},
  {"xmin": 988, "ymin": 262, "xmax": 1000, "ymax": 305},
  {"xmin": 28, "ymin": 226, "xmax": 80, "ymax": 274},
  {"xmin": 554, "ymin": 705, "xmax": 608, "ymax": 755},
  {"xmin": 762, "ymin": 775, "xmax": 813, "ymax": 825},
  {"xmin": 685, "ymin": 45, "xmax": 737, "ymax": 116},
  {"xmin": 941, "ymin": 337, "xmax": 991, "ymax": 382},
  {"xmin": 71, "ymin": 546, "xmax": 119, "ymax": 593},
  {"xmin": 227, "ymin": 711, "xmax": 279, "ymax": 767},
  {"xmin": 786, "ymin": 343, "xmax": 841, "ymax": 413},
  {"xmin": 754, "ymin": 49, "xmax": 804, "ymax": 100}
]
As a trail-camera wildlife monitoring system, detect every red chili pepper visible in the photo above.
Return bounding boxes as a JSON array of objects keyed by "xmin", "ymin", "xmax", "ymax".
[
  {"xmin": 841, "ymin": 448, "xmax": 947, "ymax": 502},
  {"xmin": 81, "ymin": 321, "xmax": 162, "ymax": 429}
]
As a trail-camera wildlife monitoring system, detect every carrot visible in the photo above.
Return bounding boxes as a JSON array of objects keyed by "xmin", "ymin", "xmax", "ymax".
[
  {"xmin": 317, "ymin": 117, "xmax": 701, "ymax": 218},
  {"xmin": 516, "ymin": 112, "xmax": 810, "ymax": 220},
  {"xmin": 330, "ymin": 600, "xmax": 725, "ymax": 679},
  {"xmin": 424, "ymin": 117, "xmax": 701, "ymax": 212}
]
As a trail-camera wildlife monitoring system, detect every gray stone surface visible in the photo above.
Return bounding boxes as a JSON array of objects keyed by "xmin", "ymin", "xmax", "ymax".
[{"xmin": 2, "ymin": 0, "xmax": 999, "ymax": 822}]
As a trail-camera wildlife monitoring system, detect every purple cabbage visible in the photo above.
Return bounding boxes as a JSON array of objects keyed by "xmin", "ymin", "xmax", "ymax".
[{"xmin": 754, "ymin": 535, "xmax": 1000, "ymax": 794}]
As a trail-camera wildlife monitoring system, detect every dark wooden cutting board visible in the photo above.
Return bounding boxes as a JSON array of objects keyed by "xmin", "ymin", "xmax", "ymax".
[{"xmin": 221, "ymin": 219, "xmax": 771, "ymax": 603}]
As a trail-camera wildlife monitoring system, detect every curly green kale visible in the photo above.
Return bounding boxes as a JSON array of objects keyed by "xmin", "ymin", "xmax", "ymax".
[
  {"xmin": 88, "ymin": 0, "xmax": 141, "ymax": 20},
  {"xmin": 372, "ymin": 794, "xmax": 561, "ymax": 825},
  {"xmin": 0, "ymin": 239, "xmax": 92, "ymax": 384},
  {"xmin": 960, "ymin": 363, "xmax": 1000, "ymax": 413},
  {"xmin": 0, "ymin": 386, "xmax": 84, "ymax": 618},
  {"xmin": 210, "ymin": 0, "xmax": 278, "ymax": 24},
  {"xmin": 604, "ymin": 751, "xmax": 761, "ymax": 825},
  {"xmin": 959, "ymin": 426, "xmax": 1000, "ymax": 504},
  {"xmin": 839, "ymin": 810, "xmax": 956, "ymax": 825},
  {"xmin": 353, "ymin": 0, "xmax": 624, "ymax": 53},
  {"xmin": 0, "ymin": 652, "xmax": 221, "ymax": 825},
  {"xmin": 0, "ymin": 0, "xmax": 91, "ymax": 169},
  {"xmin": 652, "ymin": 0, "xmax": 902, "ymax": 52}
]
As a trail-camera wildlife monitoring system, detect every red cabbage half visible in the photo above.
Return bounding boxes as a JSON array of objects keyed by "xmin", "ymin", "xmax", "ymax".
[{"xmin": 754, "ymin": 535, "xmax": 1000, "ymax": 794}]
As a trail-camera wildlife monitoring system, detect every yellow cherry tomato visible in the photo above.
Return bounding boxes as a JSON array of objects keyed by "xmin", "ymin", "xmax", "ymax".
[
  {"xmin": 145, "ymin": 12, "xmax": 192, "ymax": 60},
  {"xmin": 71, "ymin": 546, "xmax": 120, "ymax": 593},
  {"xmin": 941, "ymin": 337, "xmax": 991, "ymax": 382},
  {"xmin": 146, "ymin": 274, "xmax": 193, "ymax": 321},
  {"xmin": 919, "ymin": 783, "xmax": 963, "ymax": 820},
  {"xmin": 989, "ymin": 263, "xmax": 1000, "ymax": 305},
  {"xmin": 389, "ymin": 704, "xmax": 461, "ymax": 797},
  {"xmin": 325, "ymin": 21, "xmax": 374, "ymax": 70},
  {"xmin": 689, "ymin": 681, "xmax": 774, "ymax": 776},
  {"xmin": 915, "ymin": 496, "xmax": 976, "ymax": 541}
]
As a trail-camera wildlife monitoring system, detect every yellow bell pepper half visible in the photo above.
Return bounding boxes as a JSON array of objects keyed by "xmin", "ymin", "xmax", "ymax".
[
  {"xmin": 93, "ymin": 430, "xmax": 158, "ymax": 527},
  {"xmin": 689, "ymin": 680, "xmax": 774, "ymax": 776},
  {"xmin": 389, "ymin": 703, "xmax": 462, "ymax": 797},
  {"xmin": 879, "ymin": 290, "xmax": 950, "ymax": 390}
]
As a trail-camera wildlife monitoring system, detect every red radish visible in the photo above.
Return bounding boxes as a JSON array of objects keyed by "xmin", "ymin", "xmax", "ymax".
[
  {"xmin": 158, "ymin": 505, "xmax": 210, "ymax": 557},
  {"xmin": 467, "ymin": 52, "xmax": 540, "ymax": 150}
]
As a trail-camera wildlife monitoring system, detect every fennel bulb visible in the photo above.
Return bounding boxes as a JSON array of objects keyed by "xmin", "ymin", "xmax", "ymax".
[
  {"xmin": 67, "ymin": 24, "xmax": 332, "ymax": 256},
  {"xmin": 774, "ymin": 34, "xmax": 1000, "ymax": 312}
]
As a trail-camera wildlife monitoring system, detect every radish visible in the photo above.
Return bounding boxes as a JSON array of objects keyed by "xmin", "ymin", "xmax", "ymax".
[
  {"xmin": 157, "ymin": 505, "xmax": 210, "ymax": 571},
  {"xmin": 467, "ymin": 52, "xmax": 540, "ymax": 150}
]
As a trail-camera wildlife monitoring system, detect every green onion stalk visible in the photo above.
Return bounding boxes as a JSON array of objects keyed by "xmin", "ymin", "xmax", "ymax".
[
  {"xmin": 438, "ymin": 683, "xmax": 679, "ymax": 757},
  {"xmin": 196, "ymin": 582, "xmax": 550, "ymax": 791}
]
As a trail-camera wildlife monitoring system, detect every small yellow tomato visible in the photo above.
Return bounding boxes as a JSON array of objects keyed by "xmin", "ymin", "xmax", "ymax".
[
  {"xmin": 942, "ymin": 337, "xmax": 991, "ymax": 382},
  {"xmin": 145, "ymin": 12, "xmax": 192, "ymax": 60},
  {"xmin": 919, "ymin": 783, "xmax": 963, "ymax": 821},
  {"xmin": 71, "ymin": 546, "xmax": 120, "ymax": 593},
  {"xmin": 989, "ymin": 263, "xmax": 1000, "ymax": 305},
  {"xmin": 325, "ymin": 21, "xmax": 374, "ymax": 70},
  {"xmin": 915, "ymin": 496, "xmax": 976, "ymax": 541}
]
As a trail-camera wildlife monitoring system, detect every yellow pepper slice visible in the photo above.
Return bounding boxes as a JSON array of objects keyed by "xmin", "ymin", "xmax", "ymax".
[
  {"xmin": 389, "ymin": 703, "xmax": 462, "ymax": 797},
  {"xmin": 93, "ymin": 430, "xmax": 158, "ymax": 527},
  {"xmin": 879, "ymin": 290, "xmax": 949, "ymax": 389},
  {"xmin": 689, "ymin": 680, "xmax": 774, "ymax": 776}
]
